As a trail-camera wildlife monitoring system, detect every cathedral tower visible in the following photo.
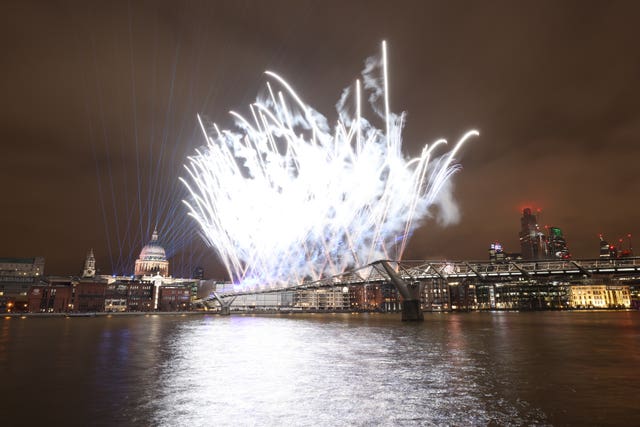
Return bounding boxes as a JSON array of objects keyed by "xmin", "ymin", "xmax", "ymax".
[{"xmin": 82, "ymin": 249, "xmax": 96, "ymax": 278}]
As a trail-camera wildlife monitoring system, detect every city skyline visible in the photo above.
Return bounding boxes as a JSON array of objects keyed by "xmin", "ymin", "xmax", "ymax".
[{"xmin": 2, "ymin": 1, "xmax": 640, "ymax": 276}]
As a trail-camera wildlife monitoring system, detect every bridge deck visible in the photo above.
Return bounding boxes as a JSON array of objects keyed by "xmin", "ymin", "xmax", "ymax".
[{"xmin": 211, "ymin": 257, "xmax": 640, "ymax": 298}]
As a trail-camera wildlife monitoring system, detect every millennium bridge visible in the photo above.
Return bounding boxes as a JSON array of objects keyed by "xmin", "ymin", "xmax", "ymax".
[{"xmin": 205, "ymin": 257, "xmax": 640, "ymax": 321}]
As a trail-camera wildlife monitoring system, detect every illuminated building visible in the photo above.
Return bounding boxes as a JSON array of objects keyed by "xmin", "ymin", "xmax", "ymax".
[
  {"xmin": 104, "ymin": 281, "xmax": 129, "ymax": 312},
  {"xmin": 294, "ymin": 288, "xmax": 350, "ymax": 310},
  {"xmin": 488, "ymin": 242, "xmax": 505, "ymax": 262},
  {"xmin": 198, "ymin": 281, "xmax": 295, "ymax": 310},
  {"xmin": 599, "ymin": 235, "xmax": 620, "ymax": 258},
  {"xmin": 422, "ymin": 279, "xmax": 452, "ymax": 311},
  {"xmin": 26, "ymin": 274, "xmax": 108, "ymax": 313},
  {"xmin": 74, "ymin": 281, "xmax": 107, "ymax": 312},
  {"xmin": 519, "ymin": 208, "xmax": 547, "ymax": 259},
  {"xmin": 158, "ymin": 285, "xmax": 192, "ymax": 311},
  {"xmin": 0, "ymin": 257, "xmax": 45, "ymax": 312},
  {"xmin": 598, "ymin": 234, "xmax": 634, "ymax": 259},
  {"xmin": 134, "ymin": 229, "xmax": 169, "ymax": 277},
  {"xmin": 473, "ymin": 280, "xmax": 568, "ymax": 310},
  {"xmin": 488, "ymin": 242, "xmax": 521, "ymax": 262},
  {"xmin": 630, "ymin": 284, "xmax": 640, "ymax": 309},
  {"xmin": 125, "ymin": 280, "xmax": 154, "ymax": 311},
  {"xmin": 547, "ymin": 227, "xmax": 571, "ymax": 259},
  {"xmin": 448, "ymin": 280, "xmax": 476, "ymax": 311},
  {"xmin": 17, "ymin": 245, "xmax": 196, "ymax": 313},
  {"xmin": 0, "ymin": 257, "xmax": 44, "ymax": 276},
  {"xmin": 27, "ymin": 283, "xmax": 72, "ymax": 313},
  {"xmin": 101, "ymin": 275, "xmax": 195, "ymax": 312},
  {"xmin": 568, "ymin": 284, "xmax": 631, "ymax": 308},
  {"xmin": 618, "ymin": 234, "xmax": 633, "ymax": 257},
  {"xmin": 349, "ymin": 284, "xmax": 399, "ymax": 311},
  {"xmin": 229, "ymin": 291, "xmax": 294, "ymax": 310}
]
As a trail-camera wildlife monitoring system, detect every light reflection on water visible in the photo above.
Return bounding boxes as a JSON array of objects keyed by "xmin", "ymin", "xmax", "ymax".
[{"xmin": 2, "ymin": 312, "xmax": 639, "ymax": 426}]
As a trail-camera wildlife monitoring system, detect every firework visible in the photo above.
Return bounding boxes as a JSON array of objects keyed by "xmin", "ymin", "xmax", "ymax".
[{"xmin": 181, "ymin": 42, "xmax": 478, "ymax": 288}]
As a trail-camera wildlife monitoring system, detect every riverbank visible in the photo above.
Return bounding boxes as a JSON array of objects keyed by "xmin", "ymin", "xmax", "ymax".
[
  {"xmin": 2, "ymin": 309, "xmax": 367, "ymax": 318},
  {"xmin": 2, "ymin": 311, "xmax": 212, "ymax": 318},
  {"xmin": 3, "ymin": 307, "xmax": 637, "ymax": 318}
]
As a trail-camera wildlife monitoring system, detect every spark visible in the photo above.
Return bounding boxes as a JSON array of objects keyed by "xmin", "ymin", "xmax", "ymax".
[{"xmin": 181, "ymin": 42, "xmax": 478, "ymax": 289}]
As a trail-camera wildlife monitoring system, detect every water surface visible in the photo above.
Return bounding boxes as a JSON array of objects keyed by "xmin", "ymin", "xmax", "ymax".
[{"xmin": 1, "ymin": 311, "xmax": 638, "ymax": 426}]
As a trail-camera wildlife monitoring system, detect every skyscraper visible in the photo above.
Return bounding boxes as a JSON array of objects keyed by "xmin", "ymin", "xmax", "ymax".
[
  {"xmin": 519, "ymin": 208, "xmax": 547, "ymax": 259},
  {"xmin": 547, "ymin": 227, "xmax": 571, "ymax": 259}
]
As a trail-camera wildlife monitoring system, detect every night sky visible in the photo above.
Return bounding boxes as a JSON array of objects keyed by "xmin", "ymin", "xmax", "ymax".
[{"xmin": 2, "ymin": 1, "xmax": 640, "ymax": 277}]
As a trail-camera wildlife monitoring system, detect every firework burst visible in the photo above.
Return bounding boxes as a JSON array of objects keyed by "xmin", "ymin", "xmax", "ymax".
[{"xmin": 181, "ymin": 42, "xmax": 478, "ymax": 288}]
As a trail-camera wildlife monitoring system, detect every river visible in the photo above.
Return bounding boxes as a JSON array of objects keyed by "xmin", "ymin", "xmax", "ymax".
[{"xmin": 1, "ymin": 311, "xmax": 639, "ymax": 426}]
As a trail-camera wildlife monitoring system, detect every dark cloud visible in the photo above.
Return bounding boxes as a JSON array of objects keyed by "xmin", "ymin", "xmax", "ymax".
[{"xmin": 1, "ymin": 0, "xmax": 639, "ymax": 276}]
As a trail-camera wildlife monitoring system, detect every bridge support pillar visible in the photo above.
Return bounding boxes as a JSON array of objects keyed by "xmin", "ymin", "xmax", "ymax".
[
  {"xmin": 211, "ymin": 292, "xmax": 235, "ymax": 316},
  {"xmin": 377, "ymin": 260, "xmax": 424, "ymax": 322},
  {"xmin": 401, "ymin": 299, "xmax": 424, "ymax": 321}
]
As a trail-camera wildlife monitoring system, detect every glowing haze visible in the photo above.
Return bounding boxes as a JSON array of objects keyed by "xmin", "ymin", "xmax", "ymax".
[{"xmin": 181, "ymin": 42, "xmax": 478, "ymax": 289}]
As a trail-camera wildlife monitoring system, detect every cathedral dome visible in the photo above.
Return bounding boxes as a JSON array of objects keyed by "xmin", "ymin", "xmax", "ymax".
[
  {"xmin": 135, "ymin": 229, "xmax": 169, "ymax": 277},
  {"xmin": 138, "ymin": 230, "xmax": 167, "ymax": 261}
]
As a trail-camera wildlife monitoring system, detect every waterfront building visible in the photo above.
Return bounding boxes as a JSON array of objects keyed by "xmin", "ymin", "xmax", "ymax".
[
  {"xmin": 0, "ymin": 256, "xmax": 45, "ymax": 276},
  {"xmin": 100, "ymin": 277, "xmax": 196, "ymax": 312},
  {"xmin": 632, "ymin": 290, "xmax": 640, "ymax": 309},
  {"xmin": 105, "ymin": 280, "xmax": 129, "ymax": 312},
  {"xmin": 27, "ymin": 283, "xmax": 73, "ymax": 313},
  {"xmin": 472, "ymin": 280, "xmax": 569, "ymax": 310},
  {"xmin": 26, "ymin": 276, "xmax": 108, "ymax": 313},
  {"xmin": 100, "ymin": 273, "xmax": 196, "ymax": 312},
  {"xmin": 27, "ymin": 274, "xmax": 175, "ymax": 313},
  {"xmin": 350, "ymin": 284, "xmax": 384, "ymax": 310},
  {"xmin": 294, "ymin": 287, "xmax": 350, "ymax": 310},
  {"xmin": 0, "ymin": 257, "xmax": 46, "ymax": 311},
  {"xmin": 125, "ymin": 280, "xmax": 154, "ymax": 311},
  {"xmin": 380, "ymin": 283, "xmax": 402, "ymax": 312},
  {"xmin": 233, "ymin": 291, "xmax": 294, "ymax": 310},
  {"xmin": 15, "ymin": 241, "xmax": 196, "ymax": 313},
  {"xmin": 347, "ymin": 283, "xmax": 402, "ymax": 311},
  {"xmin": 158, "ymin": 285, "xmax": 192, "ymax": 311},
  {"xmin": 422, "ymin": 279, "xmax": 452, "ymax": 311},
  {"xmin": 448, "ymin": 281, "xmax": 477, "ymax": 311},
  {"xmin": 567, "ymin": 284, "xmax": 631, "ymax": 308},
  {"xmin": 199, "ymin": 281, "xmax": 295, "ymax": 310},
  {"xmin": 74, "ymin": 280, "xmax": 107, "ymax": 312},
  {"xmin": 134, "ymin": 229, "xmax": 169, "ymax": 277}
]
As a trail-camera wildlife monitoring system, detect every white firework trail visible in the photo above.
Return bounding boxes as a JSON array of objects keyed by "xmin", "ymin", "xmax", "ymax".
[{"xmin": 181, "ymin": 41, "xmax": 478, "ymax": 289}]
